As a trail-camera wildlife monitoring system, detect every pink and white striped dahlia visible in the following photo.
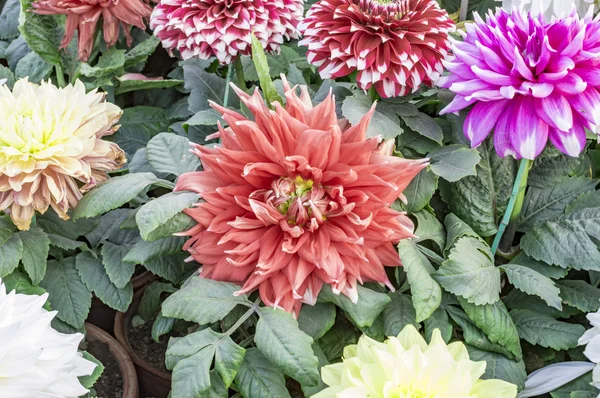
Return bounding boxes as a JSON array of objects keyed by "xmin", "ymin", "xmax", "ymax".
[
  {"xmin": 175, "ymin": 79, "xmax": 427, "ymax": 315},
  {"xmin": 298, "ymin": 0, "xmax": 455, "ymax": 98},
  {"xmin": 150, "ymin": 0, "xmax": 304, "ymax": 64},
  {"xmin": 439, "ymin": 9, "xmax": 600, "ymax": 159}
]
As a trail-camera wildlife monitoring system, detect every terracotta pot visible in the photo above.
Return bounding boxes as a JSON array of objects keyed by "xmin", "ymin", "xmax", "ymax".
[
  {"xmin": 132, "ymin": 271, "xmax": 158, "ymax": 291},
  {"xmin": 86, "ymin": 323, "xmax": 139, "ymax": 398},
  {"xmin": 114, "ymin": 289, "xmax": 172, "ymax": 398}
]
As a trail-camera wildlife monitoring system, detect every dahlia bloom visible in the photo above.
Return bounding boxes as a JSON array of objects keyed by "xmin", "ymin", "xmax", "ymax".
[
  {"xmin": 150, "ymin": 0, "xmax": 304, "ymax": 64},
  {"xmin": 0, "ymin": 279, "xmax": 97, "ymax": 397},
  {"xmin": 33, "ymin": 0, "xmax": 152, "ymax": 61},
  {"xmin": 298, "ymin": 0, "xmax": 455, "ymax": 98},
  {"xmin": 314, "ymin": 325, "xmax": 518, "ymax": 398},
  {"xmin": 0, "ymin": 79, "xmax": 126, "ymax": 231},
  {"xmin": 439, "ymin": 9, "xmax": 600, "ymax": 160},
  {"xmin": 175, "ymin": 78, "xmax": 427, "ymax": 315},
  {"xmin": 499, "ymin": 0, "xmax": 596, "ymax": 20},
  {"xmin": 578, "ymin": 309, "xmax": 600, "ymax": 389}
]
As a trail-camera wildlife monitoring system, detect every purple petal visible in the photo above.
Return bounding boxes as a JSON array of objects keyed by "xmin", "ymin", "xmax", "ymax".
[
  {"xmin": 493, "ymin": 102, "xmax": 519, "ymax": 158},
  {"xmin": 449, "ymin": 79, "xmax": 493, "ymax": 96},
  {"xmin": 511, "ymin": 48, "xmax": 534, "ymax": 81},
  {"xmin": 440, "ymin": 95, "xmax": 475, "ymax": 115},
  {"xmin": 569, "ymin": 87, "xmax": 600, "ymax": 126},
  {"xmin": 535, "ymin": 94, "xmax": 573, "ymax": 132},
  {"xmin": 511, "ymin": 96, "xmax": 549, "ymax": 160},
  {"xmin": 556, "ymin": 73, "xmax": 587, "ymax": 95},
  {"xmin": 572, "ymin": 67, "xmax": 600, "ymax": 86},
  {"xmin": 549, "ymin": 119, "xmax": 587, "ymax": 157},
  {"xmin": 471, "ymin": 65, "xmax": 514, "ymax": 86},
  {"xmin": 464, "ymin": 100, "xmax": 508, "ymax": 147}
]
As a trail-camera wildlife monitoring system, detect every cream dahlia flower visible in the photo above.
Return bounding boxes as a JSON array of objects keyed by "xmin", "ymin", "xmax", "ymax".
[
  {"xmin": 314, "ymin": 325, "xmax": 518, "ymax": 398},
  {"xmin": 578, "ymin": 309, "xmax": 600, "ymax": 389},
  {"xmin": 0, "ymin": 279, "xmax": 97, "ymax": 397},
  {"xmin": 0, "ymin": 78, "xmax": 126, "ymax": 230}
]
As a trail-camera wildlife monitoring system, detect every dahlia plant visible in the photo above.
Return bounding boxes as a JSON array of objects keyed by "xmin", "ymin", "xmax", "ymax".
[{"xmin": 499, "ymin": 0, "xmax": 597, "ymax": 19}]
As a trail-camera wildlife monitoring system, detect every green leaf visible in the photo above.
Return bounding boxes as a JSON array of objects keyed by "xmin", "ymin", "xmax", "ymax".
[
  {"xmin": 124, "ymin": 35, "xmax": 160, "ymax": 68},
  {"xmin": 424, "ymin": 307, "xmax": 452, "ymax": 343},
  {"xmin": 146, "ymin": 133, "xmax": 201, "ymax": 177},
  {"xmin": 519, "ymin": 177, "xmax": 598, "ymax": 231},
  {"xmin": 74, "ymin": 173, "xmax": 159, "ymax": 219},
  {"xmin": 136, "ymin": 191, "xmax": 198, "ymax": 241},
  {"xmin": 47, "ymin": 234, "xmax": 86, "ymax": 251},
  {"xmin": 124, "ymin": 236, "xmax": 185, "ymax": 264},
  {"xmin": 398, "ymin": 240, "xmax": 442, "ymax": 322},
  {"xmin": 413, "ymin": 210, "xmax": 446, "ymax": 253},
  {"xmin": 301, "ymin": 343, "xmax": 329, "ymax": 397},
  {"xmin": 318, "ymin": 284, "xmax": 391, "ymax": 328},
  {"xmin": 107, "ymin": 106, "xmax": 171, "ymax": 156},
  {"xmin": 255, "ymin": 307, "xmax": 319, "ymax": 386},
  {"xmin": 18, "ymin": 0, "xmax": 61, "ymax": 65},
  {"xmin": 522, "ymin": 208, "xmax": 600, "ymax": 271},
  {"xmin": 142, "ymin": 212, "xmax": 194, "ymax": 242},
  {"xmin": 142, "ymin": 253, "xmax": 189, "ymax": 283},
  {"xmin": 511, "ymin": 309, "xmax": 585, "ymax": 350},
  {"xmin": 342, "ymin": 93, "xmax": 403, "ymax": 139},
  {"xmin": 138, "ymin": 281, "xmax": 176, "ymax": 321},
  {"xmin": 115, "ymin": 78, "xmax": 184, "ymax": 95},
  {"xmin": 235, "ymin": 348, "xmax": 291, "ymax": 398},
  {"xmin": 0, "ymin": 218, "xmax": 22, "ymax": 277},
  {"xmin": 2, "ymin": 270, "xmax": 47, "ymax": 297},
  {"xmin": 383, "ymin": 293, "xmax": 418, "ymax": 336},
  {"xmin": 85, "ymin": 209, "xmax": 136, "ymax": 247},
  {"xmin": 78, "ymin": 352, "xmax": 104, "ymax": 390},
  {"xmin": 443, "ymin": 213, "xmax": 481, "ymax": 255},
  {"xmin": 41, "ymin": 257, "xmax": 91, "ymax": 328},
  {"xmin": 214, "ymin": 334, "xmax": 246, "ymax": 388},
  {"xmin": 297, "ymin": 302, "xmax": 336, "ymax": 340},
  {"xmin": 399, "ymin": 111, "xmax": 443, "ymax": 144},
  {"xmin": 18, "ymin": 226, "xmax": 50, "ymax": 285},
  {"xmin": 100, "ymin": 242, "xmax": 135, "ymax": 289},
  {"xmin": 459, "ymin": 298, "xmax": 522, "ymax": 359},
  {"xmin": 509, "ymin": 252, "xmax": 568, "ymax": 280},
  {"xmin": 529, "ymin": 149, "xmax": 586, "ymax": 188},
  {"xmin": 0, "ymin": 64, "xmax": 15, "ymax": 89},
  {"xmin": 183, "ymin": 109, "xmax": 223, "ymax": 130},
  {"xmin": 403, "ymin": 168, "xmax": 438, "ymax": 213},
  {"xmin": 80, "ymin": 48, "xmax": 125, "ymax": 78},
  {"xmin": 317, "ymin": 322, "xmax": 359, "ymax": 362},
  {"xmin": 161, "ymin": 278, "xmax": 251, "ymax": 324},
  {"xmin": 0, "ymin": 0, "xmax": 20, "ymax": 40},
  {"xmin": 428, "ymin": 145, "xmax": 481, "ymax": 182},
  {"xmin": 184, "ymin": 59, "xmax": 240, "ymax": 113},
  {"xmin": 502, "ymin": 264, "xmax": 562, "ymax": 310},
  {"xmin": 251, "ymin": 34, "xmax": 283, "ymax": 106},
  {"xmin": 15, "ymin": 52, "xmax": 52, "ymax": 82},
  {"xmin": 76, "ymin": 252, "xmax": 133, "ymax": 312},
  {"xmin": 567, "ymin": 190, "xmax": 600, "ymax": 213},
  {"xmin": 434, "ymin": 237, "xmax": 500, "ymax": 305},
  {"xmin": 504, "ymin": 289, "xmax": 578, "ymax": 320},
  {"xmin": 557, "ymin": 280, "xmax": 600, "ymax": 312},
  {"xmin": 152, "ymin": 314, "xmax": 175, "ymax": 343},
  {"xmin": 466, "ymin": 346, "xmax": 527, "ymax": 390},
  {"xmin": 37, "ymin": 209, "xmax": 97, "ymax": 240}
]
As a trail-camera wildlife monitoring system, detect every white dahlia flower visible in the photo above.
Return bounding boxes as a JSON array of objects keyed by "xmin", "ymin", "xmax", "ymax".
[
  {"xmin": 0, "ymin": 279, "xmax": 97, "ymax": 397},
  {"xmin": 579, "ymin": 309, "xmax": 600, "ymax": 390},
  {"xmin": 499, "ymin": 0, "xmax": 596, "ymax": 19}
]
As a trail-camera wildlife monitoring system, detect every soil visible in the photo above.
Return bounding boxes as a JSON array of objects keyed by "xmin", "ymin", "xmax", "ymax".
[
  {"xmin": 87, "ymin": 340, "xmax": 124, "ymax": 398},
  {"xmin": 128, "ymin": 320, "xmax": 172, "ymax": 373}
]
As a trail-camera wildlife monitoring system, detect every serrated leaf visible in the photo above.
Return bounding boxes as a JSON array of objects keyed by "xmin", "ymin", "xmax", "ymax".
[
  {"xmin": 37, "ymin": 209, "xmax": 97, "ymax": 240},
  {"xmin": 0, "ymin": 218, "xmax": 22, "ymax": 277},
  {"xmin": 142, "ymin": 253, "xmax": 188, "ymax": 283},
  {"xmin": 184, "ymin": 59, "xmax": 240, "ymax": 113},
  {"xmin": 519, "ymin": 177, "xmax": 598, "ymax": 231},
  {"xmin": 115, "ymin": 78, "xmax": 183, "ymax": 95},
  {"xmin": 567, "ymin": 190, "xmax": 600, "ymax": 213},
  {"xmin": 255, "ymin": 307, "xmax": 319, "ymax": 386},
  {"xmin": 100, "ymin": 242, "xmax": 135, "ymax": 289},
  {"xmin": 400, "ymin": 111, "xmax": 443, "ymax": 143},
  {"xmin": 529, "ymin": 149, "xmax": 586, "ymax": 188},
  {"xmin": 162, "ymin": 278, "xmax": 251, "ymax": 324},
  {"xmin": 0, "ymin": 0, "xmax": 20, "ymax": 39},
  {"xmin": 47, "ymin": 234, "xmax": 86, "ymax": 251},
  {"xmin": 511, "ymin": 309, "xmax": 585, "ymax": 350},
  {"xmin": 509, "ymin": 252, "xmax": 568, "ymax": 280},
  {"xmin": 107, "ymin": 106, "xmax": 171, "ymax": 156},
  {"xmin": 214, "ymin": 333, "xmax": 246, "ymax": 387},
  {"xmin": 18, "ymin": 226, "xmax": 50, "ymax": 285},
  {"xmin": 342, "ymin": 93, "xmax": 403, "ymax": 139},
  {"xmin": 434, "ymin": 237, "xmax": 500, "ymax": 305},
  {"xmin": 403, "ymin": 168, "xmax": 438, "ymax": 213},
  {"xmin": 413, "ymin": 210, "xmax": 446, "ymax": 253},
  {"xmin": 152, "ymin": 314, "xmax": 175, "ymax": 343},
  {"xmin": 78, "ymin": 352, "xmax": 104, "ymax": 389},
  {"xmin": 557, "ymin": 280, "xmax": 600, "ymax": 313},
  {"xmin": 124, "ymin": 236, "xmax": 185, "ymax": 264},
  {"xmin": 15, "ymin": 51, "xmax": 52, "ymax": 82},
  {"xmin": 80, "ymin": 48, "xmax": 125, "ymax": 78},
  {"xmin": 428, "ymin": 145, "xmax": 481, "ymax": 182},
  {"xmin": 318, "ymin": 284, "xmax": 390, "ymax": 328},
  {"xmin": 502, "ymin": 264, "xmax": 562, "ymax": 310},
  {"xmin": 124, "ymin": 35, "xmax": 160, "ymax": 68},
  {"xmin": 41, "ymin": 257, "xmax": 91, "ymax": 328},
  {"xmin": 146, "ymin": 133, "xmax": 201, "ymax": 177},
  {"xmin": 74, "ymin": 173, "xmax": 159, "ymax": 219},
  {"xmin": 235, "ymin": 349, "xmax": 291, "ymax": 398},
  {"xmin": 443, "ymin": 213, "xmax": 481, "ymax": 255},
  {"xmin": 136, "ymin": 191, "xmax": 198, "ymax": 241},
  {"xmin": 399, "ymin": 240, "xmax": 441, "ymax": 322},
  {"xmin": 138, "ymin": 281, "xmax": 176, "ymax": 321},
  {"xmin": 466, "ymin": 346, "xmax": 527, "ymax": 390},
  {"xmin": 85, "ymin": 209, "xmax": 136, "ymax": 247},
  {"xmin": 459, "ymin": 298, "xmax": 522, "ymax": 359},
  {"xmin": 170, "ymin": 335, "xmax": 217, "ymax": 396},
  {"xmin": 2, "ymin": 270, "xmax": 46, "ymax": 297},
  {"xmin": 298, "ymin": 302, "xmax": 336, "ymax": 340},
  {"xmin": 424, "ymin": 307, "xmax": 452, "ymax": 343},
  {"xmin": 75, "ymin": 252, "xmax": 133, "ymax": 312},
  {"xmin": 18, "ymin": 0, "xmax": 61, "ymax": 65},
  {"xmin": 504, "ymin": 289, "xmax": 578, "ymax": 320},
  {"xmin": 383, "ymin": 293, "xmax": 418, "ymax": 336}
]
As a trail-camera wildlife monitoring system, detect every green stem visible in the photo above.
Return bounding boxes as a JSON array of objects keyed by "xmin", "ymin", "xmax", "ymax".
[
  {"xmin": 223, "ymin": 63, "xmax": 235, "ymax": 108},
  {"xmin": 55, "ymin": 65, "xmax": 66, "ymax": 88},
  {"xmin": 223, "ymin": 298, "xmax": 260, "ymax": 339},
  {"xmin": 235, "ymin": 57, "xmax": 246, "ymax": 90},
  {"xmin": 491, "ymin": 158, "xmax": 532, "ymax": 255},
  {"xmin": 368, "ymin": 85, "xmax": 380, "ymax": 102}
]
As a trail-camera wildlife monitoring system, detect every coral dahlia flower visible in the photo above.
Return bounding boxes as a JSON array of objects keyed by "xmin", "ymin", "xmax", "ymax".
[
  {"xmin": 150, "ymin": 0, "xmax": 304, "ymax": 64},
  {"xmin": 314, "ymin": 325, "xmax": 518, "ymax": 398},
  {"xmin": 32, "ymin": 0, "xmax": 152, "ymax": 61},
  {"xmin": 175, "ymin": 79, "xmax": 427, "ymax": 315},
  {"xmin": 439, "ymin": 9, "xmax": 600, "ymax": 159},
  {"xmin": 499, "ymin": 0, "xmax": 596, "ymax": 20},
  {"xmin": 298, "ymin": 0, "xmax": 455, "ymax": 98},
  {"xmin": 0, "ymin": 79, "xmax": 126, "ymax": 231},
  {"xmin": 0, "ymin": 279, "xmax": 98, "ymax": 397}
]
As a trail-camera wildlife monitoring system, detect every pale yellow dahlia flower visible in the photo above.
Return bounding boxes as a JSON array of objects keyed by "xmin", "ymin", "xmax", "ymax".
[
  {"xmin": 314, "ymin": 325, "xmax": 518, "ymax": 398},
  {"xmin": 0, "ymin": 78, "xmax": 125, "ymax": 230}
]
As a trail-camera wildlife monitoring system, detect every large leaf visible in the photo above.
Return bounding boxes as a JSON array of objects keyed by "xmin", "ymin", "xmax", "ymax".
[
  {"xmin": 428, "ymin": 145, "xmax": 481, "ymax": 182},
  {"xmin": 342, "ymin": 93, "xmax": 403, "ymax": 139},
  {"xmin": 138, "ymin": 281, "xmax": 176, "ymax": 321},
  {"xmin": 403, "ymin": 168, "xmax": 438, "ymax": 213},
  {"xmin": 297, "ymin": 302, "xmax": 336, "ymax": 340},
  {"xmin": 124, "ymin": 236, "xmax": 185, "ymax": 264},
  {"xmin": 0, "ymin": 0, "xmax": 20, "ymax": 39},
  {"xmin": 136, "ymin": 191, "xmax": 198, "ymax": 241},
  {"xmin": 75, "ymin": 252, "xmax": 133, "ymax": 312},
  {"xmin": 41, "ymin": 257, "xmax": 91, "ymax": 328},
  {"xmin": 18, "ymin": 0, "xmax": 61, "ymax": 65},
  {"xmin": 74, "ymin": 173, "xmax": 160, "ymax": 219},
  {"xmin": 413, "ymin": 210, "xmax": 446, "ymax": 253},
  {"xmin": 556, "ymin": 280, "xmax": 600, "ymax": 313},
  {"xmin": 255, "ymin": 307, "xmax": 319, "ymax": 386},
  {"xmin": 235, "ymin": 349, "xmax": 291, "ymax": 398},
  {"xmin": 398, "ymin": 240, "xmax": 442, "ymax": 322},
  {"xmin": 146, "ymin": 133, "xmax": 201, "ymax": 177},
  {"xmin": 509, "ymin": 253, "xmax": 568, "ymax": 280},
  {"xmin": 383, "ymin": 293, "xmax": 418, "ymax": 336},
  {"xmin": 162, "ymin": 278, "xmax": 251, "ymax": 324},
  {"xmin": 107, "ymin": 106, "xmax": 172, "ymax": 156},
  {"xmin": 521, "ymin": 208, "xmax": 600, "ymax": 271},
  {"xmin": 100, "ymin": 242, "xmax": 135, "ymax": 289},
  {"xmin": 80, "ymin": 48, "xmax": 125, "ymax": 78},
  {"xmin": 0, "ymin": 218, "xmax": 22, "ymax": 277},
  {"xmin": 184, "ymin": 59, "xmax": 239, "ymax": 113},
  {"xmin": 18, "ymin": 227, "xmax": 50, "ymax": 285},
  {"xmin": 443, "ymin": 213, "xmax": 481, "ymax": 255},
  {"xmin": 501, "ymin": 264, "xmax": 562, "ymax": 310},
  {"xmin": 318, "ymin": 284, "xmax": 390, "ymax": 328},
  {"xmin": 434, "ymin": 237, "xmax": 500, "ymax": 305},
  {"xmin": 511, "ymin": 309, "xmax": 584, "ymax": 351},
  {"xmin": 467, "ymin": 346, "xmax": 527, "ymax": 391},
  {"xmin": 142, "ymin": 253, "xmax": 189, "ymax": 283}
]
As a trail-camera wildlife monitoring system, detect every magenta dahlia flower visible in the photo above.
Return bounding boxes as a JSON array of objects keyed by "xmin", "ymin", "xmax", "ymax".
[
  {"xmin": 175, "ymin": 78, "xmax": 427, "ymax": 316},
  {"xmin": 298, "ymin": 0, "xmax": 455, "ymax": 98},
  {"xmin": 150, "ymin": 0, "xmax": 304, "ymax": 64},
  {"xmin": 439, "ymin": 9, "xmax": 600, "ymax": 159}
]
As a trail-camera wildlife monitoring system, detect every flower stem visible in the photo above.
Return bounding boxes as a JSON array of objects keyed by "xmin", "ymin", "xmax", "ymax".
[
  {"xmin": 235, "ymin": 57, "xmax": 246, "ymax": 90},
  {"xmin": 55, "ymin": 65, "xmax": 66, "ymax": 88},
  {"xmin": 368, "ymin": 85, "xmax": 379, "ymax": 102},
  {"xmin": 223, "ymin": 63, "xmax": 235, "ymax": 108},
  {"xmin": 491, "ymin": 158, "xmax": 532, "ymax": 256},
  {"xmin": 223, "ymin": 298, "xmax": 260, "ymax": 339}
]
